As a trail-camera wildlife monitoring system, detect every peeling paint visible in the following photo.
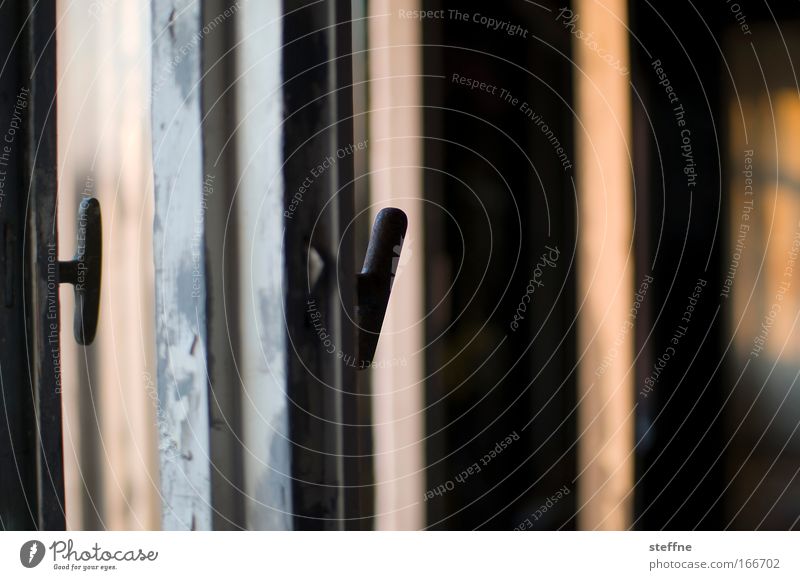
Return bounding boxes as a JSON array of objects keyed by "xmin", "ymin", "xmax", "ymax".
[{"xmin": 151, "ymin": 0, "xmax": 212, "ymax": 531}]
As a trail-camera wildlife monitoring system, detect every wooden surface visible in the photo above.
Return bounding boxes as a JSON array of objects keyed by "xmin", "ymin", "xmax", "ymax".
[{"xmin": 151, "ymin": 0, "xmax": 212, "ymax": 531}]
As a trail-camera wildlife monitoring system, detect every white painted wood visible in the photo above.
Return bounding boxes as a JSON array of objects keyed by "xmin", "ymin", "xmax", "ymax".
[
  {"xmin": 234, "ymin": 0, "xmax": 293, "ymax": 530},
  {"xmin": 150, "ymin": 0, "xmax": 212, "ymax": 531}
]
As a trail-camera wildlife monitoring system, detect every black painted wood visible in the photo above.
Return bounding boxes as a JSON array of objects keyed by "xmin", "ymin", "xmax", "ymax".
[
  {"xmin": 0, "ymin": 0, "xmax": 64, "ymax": 531},
  {"xmin": 283, "ymin": 0, "xmax": 372, "ymax": 530}
]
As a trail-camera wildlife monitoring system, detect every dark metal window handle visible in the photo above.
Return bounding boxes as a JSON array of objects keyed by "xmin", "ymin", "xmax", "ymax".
[
  {"xmin": 356, "ymin": 207, "xmax": 407, "ymax": 367},
  {"xmin": 58, "ymin": 197, "xmax": 102, "ymax": 345}
]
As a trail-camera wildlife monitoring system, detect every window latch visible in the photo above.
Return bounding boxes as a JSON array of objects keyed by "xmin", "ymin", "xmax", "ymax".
[
  {"xmin": 58, "ymin": 197, "xmax": 102, "ymax": 345},
  {"xmin": 356, "ymin": 207, "xmax": 407, "ymax": 367}
]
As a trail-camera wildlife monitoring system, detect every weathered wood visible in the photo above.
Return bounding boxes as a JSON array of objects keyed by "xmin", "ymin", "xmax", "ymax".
[
  {"xmin": 151, "ymin": 0, "xmax": 212, "ymax": 531},
  {"xmin": 233, "ymin": 0, "xmax": 294, "ymax": 530},
  {"xmin": 152, "ymin": 0, "xmax": 361, "ymax": 530}
]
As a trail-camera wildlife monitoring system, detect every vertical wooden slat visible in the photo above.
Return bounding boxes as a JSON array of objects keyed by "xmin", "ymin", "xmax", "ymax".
[
  {"xmin": 57, "ymin": 0, "xmax": 158, "ymax": 531},
  {"xmin": 233, "ymin": 0, "xmax": 294, "ymax": 530},
  {"xmin": 574, "ymin": 0, "xmax": 634, "ymax": 530},
  {"xmin": 28, "ymin": 0, "xmax": 66, "ymax": 530},
  {"xmin": 151, "ymin": 0, "xmax": 212, "ymax": 531},
  {"xmin": 368, "ymin": 0, "xmax": 426, "ymax": 531},
  {"xmin": 0, "ymin": 0, "xmax": 41, "ymax": 531},
  {"xmin": 283, "ymin": 0, "xmax": 358, "ymax": 530},
  {"xmin": 202, "ymin": 0, "xmax": 245, "ymax": 531}
]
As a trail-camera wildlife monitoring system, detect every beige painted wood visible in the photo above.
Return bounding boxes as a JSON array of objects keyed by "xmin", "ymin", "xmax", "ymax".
[
  {"xmin": 573, "ymin": 0, "xmax": 634, "ymax": 531},
  {"xmin": 56, "ymin": 0, "xmax": 158, "ymax": 530},
  {"xmin": 368, "ymin": 0, "xmax": 426, "ymax": 531}
]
